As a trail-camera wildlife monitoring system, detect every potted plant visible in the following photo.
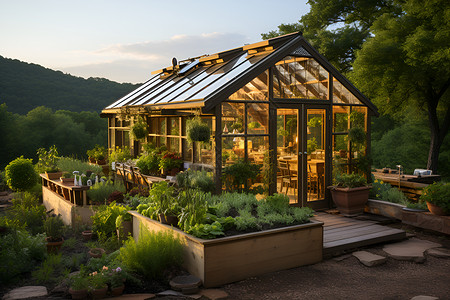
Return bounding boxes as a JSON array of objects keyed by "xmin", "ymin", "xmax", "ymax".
[
  {"xmin": 82, "ymin": 229, "xmax": 93, "ymax": 241},
  {"xmin": 108, "ymin": 267, "xmax": 126, "ymax": 296},
  {"xmin": 420, "ymin": 182, "xmax": 450, "ymax": 216},
  {"xmin": 88, "ymin": 269, "xmax": 108, "ymax": 299},
  {"xmin": 186, "ymin": 116, "xmax": 211, "ymax": 144},
  {"xmin": 93, "ymin": 146, "xmax": 107, "ymax": 165},
  {"xmin": 89, "ymin": 247, "xmax": 106, "ymax": 258},
  {"xmin": 329, "ymin": 173, "xmax": 371, "ymax": 216},
  {"xmin": 159, "ymin": 151, "xmax": 183, "ymax": 176},
  {"xmin": 44, "ymin": 214, "xmax": 65, "ymax": 253},
  {"xmin": 87, "ymin": 148, "xmax": 97, "ymax": 163},
  {"xmin": 130, "ymin": 116, "xmax": 148, "ymax": 141},
  {"xmin": 37, "ymin": 145, "xmax": 62, "ymax": 179},
  {"xmin": 69, "ymin": 273, "xmax": 89, "ymax": 299}
]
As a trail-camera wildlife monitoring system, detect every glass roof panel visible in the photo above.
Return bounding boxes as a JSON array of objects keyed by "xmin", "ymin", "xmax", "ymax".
[
  {"xmin": 228, "ymin": 70, "xmax": 269, "ymax": 101},
  {"xmin": 148, "ymin": 63, "xmax": 225, "ymax": 105},
  {"xmin": 333, "ymin": 79, "xmax": 363, "ymax": 105},
  {"xmin": 106, "ymin": 74, "xmax": 160, "ymax": 109},
  {"xmin": 182, "ymin": 52, "xmax": 271, "ymax": 101},
  {"xmin": 165, "ymin": 52, "xmax": 249, "ymax": 102}
]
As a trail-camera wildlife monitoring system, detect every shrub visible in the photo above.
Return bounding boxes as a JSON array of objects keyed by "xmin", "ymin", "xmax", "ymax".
[
  {"xmin": 118, "ymin": 228, "xmax": 183, "ymax": 280},
  {"xmin": 36, "ymin": 145, "xmax": 60, "ymax": 173},
  {"xmin": 0, "ymin": 230, "xmax": 46, "ymax": 283},
  {"xmin": 7, "ymin": 192, "xmax": 46, "ymax": 234},
  {"xmin": 109, "ymin": 146, "xmax": 133, "ymax": 163},
  {"xmin": 420, "ymin": 182, "xmax": 450, "ymax": 213},
  {"xmin": 380, "ymin": 187, "xmax": 409, "ymax": 205},
  {"xmin": 44, "ymin": 215, "xmax": 65, "ymax": 241},
  {"xmin": 222, "ymin": 160, "xmax": 261, "ymax": 193},
  {"xmin": 159, "ymin": 151, "xmax": 183, "ymax": 171},
  {"xmin": 5, "ymin": 157, "xmax": 37, "ymax": 191}
]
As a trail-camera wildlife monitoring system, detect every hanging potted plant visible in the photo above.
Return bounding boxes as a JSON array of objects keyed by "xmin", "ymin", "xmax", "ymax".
[
  {"xmin": 186, "ymin": 116, "xmax": 211, "ymax": 144},
  {"xmin": 130, "ymin": 116, "xmax": 148, "ymax": 141},
  {"xmin": 44, "ymin": 214, "xmax": 65, "ymax": 253},
  {"xmin": 420, "ymin": 182, "xmax": 450, "ymax": 216},
  {"xmin": 328, "ymin": 173, "xmax": 371, "ymax": 216}
]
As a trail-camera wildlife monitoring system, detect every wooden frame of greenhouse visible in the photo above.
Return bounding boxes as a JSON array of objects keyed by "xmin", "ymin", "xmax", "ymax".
[{"xmin": 101, "ymin": 32, "xmax": 378, "ymax": 210}]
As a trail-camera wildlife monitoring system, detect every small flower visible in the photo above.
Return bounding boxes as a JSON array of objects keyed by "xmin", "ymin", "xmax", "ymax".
[
  {"xmin": 115, "ymin": 267, "xmax": 122, "ymax": 272},
  {"xmin": 102, "ymin": 266, "xmax": 108, "ymax": 271}
]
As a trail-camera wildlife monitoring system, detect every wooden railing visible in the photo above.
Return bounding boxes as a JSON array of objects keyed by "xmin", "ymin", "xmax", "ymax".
[{"xmin": 40, "ymin": 174, "xmax": 90, "ymax": 206}]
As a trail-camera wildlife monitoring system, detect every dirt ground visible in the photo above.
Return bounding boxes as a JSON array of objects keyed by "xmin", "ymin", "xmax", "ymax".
[{"xmin": 221, "ymin": 225, "xmax": 450, "ymax": 300}]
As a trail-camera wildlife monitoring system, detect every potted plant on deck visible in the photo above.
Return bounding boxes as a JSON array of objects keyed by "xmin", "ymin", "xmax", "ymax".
[
  {"xmin": 44, "ymin": 214, "xmax": 65, "ymax": 253},
  {"xmin": 69, "ymin": 272, "xmax": 89, "ymax": 299},
  {"xmin": 420, "ymin": 182, "xmax": 450, "ymax": 216},
  {"xmin": 329, "ymin": 173, "xmax": 371, "ymax": 216}
]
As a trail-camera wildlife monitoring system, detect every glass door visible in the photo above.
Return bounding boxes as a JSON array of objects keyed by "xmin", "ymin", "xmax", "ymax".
[{"xmin": 277, "ymin": 106, "xmax": 328, "ymax": 208}]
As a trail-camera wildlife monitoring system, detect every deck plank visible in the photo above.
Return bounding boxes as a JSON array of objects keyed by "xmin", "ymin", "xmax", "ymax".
[{"xmin": 314, "ymin": 213, "xmax": 406, "ymax": 257}]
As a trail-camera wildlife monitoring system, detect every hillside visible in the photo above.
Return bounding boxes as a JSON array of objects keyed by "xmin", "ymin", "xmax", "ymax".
[{"xmin": 0, "ymin": 55, "xmax": 139, "ymax": 114}]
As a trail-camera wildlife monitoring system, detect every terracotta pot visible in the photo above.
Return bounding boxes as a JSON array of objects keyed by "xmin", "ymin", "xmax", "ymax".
[
  {"xmin": 169, "ymin": 168, "xmax": 180, "ymax": 176},
  {"xmin": 89, "ymin": 157, "xmax": 96, "ymax": 163},
  {"xmin": 46, "ymin": 237, "xmax": 64, "ymax": 253},
  {"xmin": 330, "ymin": 186, "xmax": 371, "ymax": 217},
  {"xmin": 89, "ymin": 248, "xmax": 105, "ymax": 258},
  {"xmin": 110, "ymin": 285, "xmax": 125, "ymax": 297},
  {"xmin": 96, "ymin": 159, "xmax": 106, "ymax": 166},
  {"xmin": 426, "ymin": 202, "xmax": 448, "ymax": 216},
  {"xmin": 82, "ymin": 230, "xmax": 93, "ymax": 241},
  {"xmin": 69, "ymin": 288, "xmax": 88, "ymax": 299},
  {"xmin": 91, "ymin": 285, "xmax": 108, "ymax": 299}
]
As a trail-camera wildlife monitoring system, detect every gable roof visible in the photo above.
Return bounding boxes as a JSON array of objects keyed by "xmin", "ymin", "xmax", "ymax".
[{"xmin": 102, "ymin": 32, "xmax": 378, "ymax": 116}]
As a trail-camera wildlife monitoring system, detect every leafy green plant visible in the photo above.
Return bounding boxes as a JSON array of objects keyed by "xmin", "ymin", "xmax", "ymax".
[
  {"xmin": 420, "ymin": 182, "xmax": 450, "ymax": 213},
  {"xmin": 32, "ymin": 253, "xmax": 69, "ymax": 285},
  {"xmin": 222, "ymin": 160, "xmax": 261, "ymax": 193},
  {"xmin": 118, "ymin": 227, "xmax": 183, "ymax": 280},
  {"xmin": 57, "ymin": 157, "xmax": 102, "ymax": 176},
  {"xmin": 136, "ymin": 151, "xmax": 160, "ymax": 175},
  {"xmin": 36, "ymin": 145, "xmax": 60, "ymax": 172},
  {"xmin": 91, "ymin": 202, "xmax": 131, "ymax": 240},
  {"xmin": 178, "ymin": 189, "xmax": 209, "ymax": 232},
  {"xmin": 6, "ymin": 192, "xmax": 46, "ymax": 234},
  {"xmin": 348, "ymin": 127, "xmax": 366, "ymax": 144},
  {"xmin": 69, "ymin": 272, "xmax": 90, "ymax": 291},
  {"xmin": 87, "ymin": 180, "xmax": 125, "ymax": 205},
  {"xmin": 0, "ymin": 230, "xmax": 46, "ymax": 283},
  {"xmin": 109, "ymin": 146, "xmax": 133, "ymax": 164},
  {"xmin": 186, "ymin": 116, "xmax": 211, "ymax": 144},
  {"xmin": 44, "ymin": 215, "xmax": 65, "ymax": 242},
  {"xmin": 176, "ymin": 170, "xmax": 215, "ymax": 193},
  {"xmin": 5, "ymin": 157, "xmax": 37, "ymax": 191},
  {"xmin": 130, "ymin": 116, "xmax": 148, "ymax": 140},
  {"xmin": 333, "ymin": 173, "xmax": 367, "ymax": 188}
]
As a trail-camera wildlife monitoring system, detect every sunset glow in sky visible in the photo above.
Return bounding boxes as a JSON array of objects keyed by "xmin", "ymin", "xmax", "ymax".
[{"xmin": 0, "ymin": 0, "xmax": 309, "ymax": 83}]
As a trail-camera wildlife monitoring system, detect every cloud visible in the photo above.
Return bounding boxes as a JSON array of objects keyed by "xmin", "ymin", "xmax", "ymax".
[{"xmin": 59, "ymin": 32, "xmax": 250, "ymax": 83}]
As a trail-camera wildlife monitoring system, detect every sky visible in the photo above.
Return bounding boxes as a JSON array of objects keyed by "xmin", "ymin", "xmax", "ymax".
[{"xmin": 0, "ymin": 0, "xmax": 310, "ymax": 83}]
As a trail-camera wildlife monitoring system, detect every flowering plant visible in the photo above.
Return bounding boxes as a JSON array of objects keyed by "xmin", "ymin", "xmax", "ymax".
[
  {"xmin": 159, "ymin": 151, "xmax": 183, "ymax": 171},
  {"xmin": 109, "ymin": 266, "xmax": 126, "ymax": 288},
  {"xmin": 88, "ymin": 269, "xmax": 107, "ymax": 290}
]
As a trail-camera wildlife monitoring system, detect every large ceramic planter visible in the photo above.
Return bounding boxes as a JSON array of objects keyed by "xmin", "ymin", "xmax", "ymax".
[
  {"xmin": 130, "ymin": 211, "xmax": 323, "ymax": 288},
  {"xmin": 91, "ymin": 285, "xmax": 108, "ymax": 299},
  {"xmin": 110, "ymin": 285, "xmax": 125, "ymax": 297},
  {"xmin": 330, "ymin": 186, "xmax": 371, "ymax": 217},
  {"xmin": 426, "ymin": 202, "xmax": 448, "ymax": 216}
]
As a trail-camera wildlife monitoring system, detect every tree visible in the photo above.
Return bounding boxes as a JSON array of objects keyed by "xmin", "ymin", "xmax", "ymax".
[
  {"xmin": 351, "ymin": 0, "xmax": 450, "ymax": 173},
  {"xmin": 261, "ymin": 0, "xmax": 400, "ymax": 74}
]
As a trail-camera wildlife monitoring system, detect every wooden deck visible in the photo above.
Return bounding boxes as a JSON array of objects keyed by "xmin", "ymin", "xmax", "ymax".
[{"xmin": 313, "ymin": 212, "xmax": 406, "ymax": 257}]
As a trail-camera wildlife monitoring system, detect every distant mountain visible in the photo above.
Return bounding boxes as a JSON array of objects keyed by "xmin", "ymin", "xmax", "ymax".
[{"xmin": 0, "ymin": 55, "xmax": 140, "ymax": 114}]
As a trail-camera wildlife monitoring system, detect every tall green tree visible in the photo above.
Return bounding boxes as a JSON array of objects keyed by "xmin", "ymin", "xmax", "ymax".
[{"xmin": 351, "ymin": 0, "xmax": 450, "ymax": 173}]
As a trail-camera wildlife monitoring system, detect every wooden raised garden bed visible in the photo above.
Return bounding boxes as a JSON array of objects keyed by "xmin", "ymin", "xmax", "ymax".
[
  {"xmin": 365, "ymin": 199, "xmax": 405, "ymax": 220},
  {"xmin": 130, "ymin": 211, "xmax": 324, "ymax": 287}
]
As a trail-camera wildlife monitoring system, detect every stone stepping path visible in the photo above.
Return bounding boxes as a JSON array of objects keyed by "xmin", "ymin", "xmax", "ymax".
[
  {"xmin": 2, "ymin": 286, "xmax": 47, "ymax": 300},
  {"xmin": 426, "ymin": 247, "xmax": 450, "ymax": 258},
  {"xmin": 383, "ymin": 238, "xmax": 442, "ymax": 263},
  {"xmin": 170, "ymin": 274, "xmax": 202, "ymax": 295},
  {"xmin": 352, "ymin": 251, "xmax": 387, "ymax": 267}
]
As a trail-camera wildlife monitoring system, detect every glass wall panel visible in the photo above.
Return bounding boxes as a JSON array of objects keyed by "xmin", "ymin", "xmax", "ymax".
[
  {"xmin": 158, "ymin": 118, "xmax": 166, "ymax": 135},
  {"xmin": 182, "ymin": 139, "xmax": 192, "ymax": 161},
  {"xmin": 273, "ymin": 56, "xmax": 328, "ymax": 100},
  {"xmin": 149, "ymin": 118, "xmax": 158, "ymax": 134},
  {"xmin": 333, "ymin": 105, "xmax": 350, "ymax": 133},
  {"xmin": 168, "ymin": 117, "xmax": 180, "ymax": 135},
  {"xmin": 333, "ymin": 80, "xmax": 363, "ymax": 105},
  {"xmin": 276, "ymin": 109, "xmax": 297, "ymax": 156},
  {"xmin": 222, "ymin": 103, "xmax": 245, "ymax": 135},
  {"xmin": 222, "ymin": 136, "xmax": 244, "ymax": 166},
  {"xmin": 246, "ymin": 103, "xmax": 268, "ymax": 134},
  {"xmin": 229, "ymin": 70, "xmax": 269, "ymax": 101},
  {"xmin": 168, "ymin": 137, "xmax": 180, "ymax": 153}
]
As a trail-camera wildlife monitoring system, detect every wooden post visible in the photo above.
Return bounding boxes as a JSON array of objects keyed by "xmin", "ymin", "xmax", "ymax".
[{"xmin": 214, "ymin": 105, "xmax": 222, "ymax": 194}]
